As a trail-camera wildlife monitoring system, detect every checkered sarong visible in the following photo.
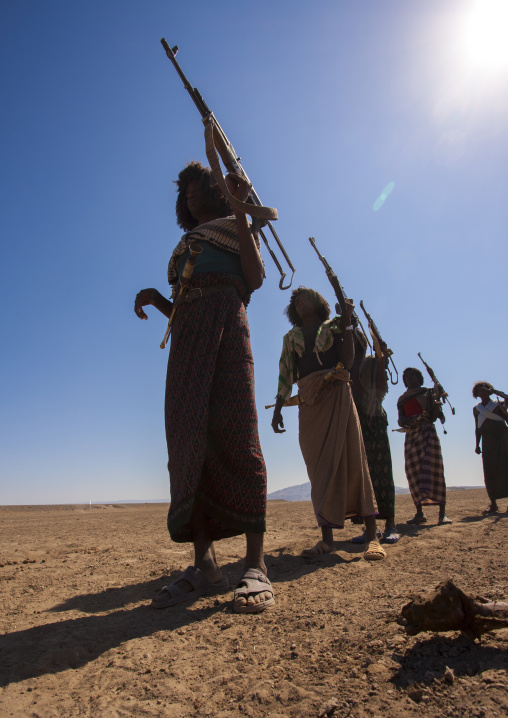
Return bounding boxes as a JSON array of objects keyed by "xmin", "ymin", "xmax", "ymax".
[{"xmin": 404, "ymin": 422, "xmax": 446, "ymax": 506}]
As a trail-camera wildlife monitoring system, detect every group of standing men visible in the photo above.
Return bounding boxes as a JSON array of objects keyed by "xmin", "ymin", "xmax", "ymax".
[
  {"xmin": 271, "ymin": 286, "xmax": 452, "ymax": 564},
  {"xmin": 134, "ymin": 161, "xmax": 477, "ymax": 615}
]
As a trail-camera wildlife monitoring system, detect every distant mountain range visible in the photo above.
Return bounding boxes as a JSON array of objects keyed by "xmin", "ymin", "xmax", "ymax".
[
  {"xmin": 89, "ymin": 483, "xmax": 483, "ymax": 505},
  {"xmin": 267, "ymin": 482, "xmax": 483, "ymax": 502}
]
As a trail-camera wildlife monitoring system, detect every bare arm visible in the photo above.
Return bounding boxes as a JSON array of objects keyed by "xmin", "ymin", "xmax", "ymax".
[
  {"xmin": 225, "ymin": 173, "xmax": 264, "ymax": 292},
  {"xmin": 473, "ymin": 407, "xmax": 482, "ymax": 454},
  {"xmin": 338, "ymin": 299, "xmax": 355, "ymax": 371},
  {"xmin": 375, "ymin": 343, "xmax": 389, "ymax": 400},
  {"xmin": 134, "ymin": 288, "xmax": 173, "ymax": 320},
  {"xmin": 494, "ymin": 402, "xmax": 508, "ymax": 423}
]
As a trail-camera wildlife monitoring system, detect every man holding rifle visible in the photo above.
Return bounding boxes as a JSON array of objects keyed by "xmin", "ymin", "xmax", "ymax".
[
  {"xmin": 350, "ymin": 331, "xmax": 399, "ymax": 544},
  {"xmin": 134, "ymin": 162, "xmax": 274, "ymax": 613},
  {"xmin": 271, "ymin": 287, "xmax": 386, "ymax": 561},
  {"xmin": 397, "ymin": 367, "xmax": 452, "ymax": 526}
]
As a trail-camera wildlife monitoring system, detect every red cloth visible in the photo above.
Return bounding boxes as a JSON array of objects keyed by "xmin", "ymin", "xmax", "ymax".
[{"xmin": 404, "ymin": 397, "xmax": 423, "ymax": 417}]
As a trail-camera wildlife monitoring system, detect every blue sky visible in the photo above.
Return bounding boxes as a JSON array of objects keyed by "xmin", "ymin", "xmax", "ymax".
[{"xmin": 1, "ymin": 0, "xmax": 507, "ymax": 504}]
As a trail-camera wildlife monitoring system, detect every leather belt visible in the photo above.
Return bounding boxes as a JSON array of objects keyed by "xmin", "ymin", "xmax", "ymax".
[{"xmin": 174, "ymin": 284, "xmax": 237, "ymax": 307}]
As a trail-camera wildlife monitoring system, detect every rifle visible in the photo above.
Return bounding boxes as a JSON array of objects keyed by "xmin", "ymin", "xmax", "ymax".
[
  {"xmin": 491, "ymin": 388, "xmax": 508, "ymax": 402},
  {"xmin": 265, "ymin": 395, "xmax": 302, "ymax": 410},
  {"xmin": 359, "ymin": 300, "xmax": 398, "ymax": 385},
  {"xmin": 160, "ymin": 39, "xmax": 296, "ymax": 290},
  {"xmin": 418, "ymin": 352, "xmax": 455, "ymax": 416},
  {"xmin": 308, "ymin": 237, "xmax": 371, "ymax": 346}
]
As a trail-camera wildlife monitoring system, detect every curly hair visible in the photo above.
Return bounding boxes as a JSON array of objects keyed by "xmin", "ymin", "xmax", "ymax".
[
  {"xmin": 284, "ymin": 287, "xmax": 330, "ymax": 327},
  {"xmin": 402, "ymin": 367, "xmax": 424, "ymax": 388},
  {"xmin": 472, "ymin": 381, "xmax": 493, "ymax": 398},
  {"xmin": 174, "ymin": 161, "xmax": 231, "ymax": 230}
]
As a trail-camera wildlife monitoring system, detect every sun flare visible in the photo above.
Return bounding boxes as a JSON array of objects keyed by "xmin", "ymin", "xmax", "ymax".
[{"xmin": 462, "ymin": 0, "xmax": 508, "ymax": 71}]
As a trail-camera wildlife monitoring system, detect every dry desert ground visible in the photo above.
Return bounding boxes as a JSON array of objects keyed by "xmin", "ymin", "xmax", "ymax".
[{"xmin": 1, "ymin": 489, "xmax": 507, "ymax": 717}]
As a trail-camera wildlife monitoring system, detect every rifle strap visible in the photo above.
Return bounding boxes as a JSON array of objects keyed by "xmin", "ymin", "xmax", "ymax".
[{"xmin": 204, "ymin": 122, "xmax": 278, "ymax": 221}]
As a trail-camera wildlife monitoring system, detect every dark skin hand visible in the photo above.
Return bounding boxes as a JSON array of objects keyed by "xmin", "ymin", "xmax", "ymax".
[{"xmin": 134, "ymin": 289, "xmax": 173, "ymax": 320}]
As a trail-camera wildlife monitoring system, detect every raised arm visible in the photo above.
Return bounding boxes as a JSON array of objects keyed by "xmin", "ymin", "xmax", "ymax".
[
  {"xmin": 225, "ymin": 173, "xmax": 264, "ymax": 292},
  {"xmin": 337, "ymin": 299, "xmax": 355, "ymax": 371},
  {"xmin": 375, "ymin": 340, "xmax": 389, "ymax": 400}
]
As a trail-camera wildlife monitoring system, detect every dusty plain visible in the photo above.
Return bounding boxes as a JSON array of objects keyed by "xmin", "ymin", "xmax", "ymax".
[{"xmin": 0, "ymin": 489, "xmax": 507, "ymax": 718}]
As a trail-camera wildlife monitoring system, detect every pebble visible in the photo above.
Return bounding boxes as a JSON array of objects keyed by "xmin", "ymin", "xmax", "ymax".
[
  {"xmin": 443, "ymin": 666, "xmax": 455, "ymax": 685},
  {"xmin": 318, "ymin": 696, "xmax": 339, "ymax": 717}
]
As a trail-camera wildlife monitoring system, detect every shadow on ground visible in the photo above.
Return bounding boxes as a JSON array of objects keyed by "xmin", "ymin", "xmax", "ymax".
[{"xmin": 392, "ymin": 633, "xmax": 508, "ymax": 688}]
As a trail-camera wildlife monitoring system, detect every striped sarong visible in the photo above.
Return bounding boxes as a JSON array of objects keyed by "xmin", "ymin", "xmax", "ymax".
[{"xmin": 404, "ymin": 422, "xmax": 446, "ymax": 506}]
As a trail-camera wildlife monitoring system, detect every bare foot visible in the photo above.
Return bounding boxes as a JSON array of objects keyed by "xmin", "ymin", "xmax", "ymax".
[
  {"xmin": 233, "ymin": 569, "xmax": 275, "ymax": 613},
  {"xmin": 301, "ymin": 540, "xmax": 332, "ymax": 557},
  {"xmin": 151, "ymin": 565, "xmax": 228, "ymax": 608}
]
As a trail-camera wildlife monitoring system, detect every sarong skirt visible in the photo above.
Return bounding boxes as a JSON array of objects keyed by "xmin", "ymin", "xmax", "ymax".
[
  {"xmin": 165, "ymin": 275, "xmax": 267, "ymax": 543},
  {"xmin": 481, "ymin": 419, "xmax": 508, "ymax": 501},
  {"xmin": 298, "ymin": 375, "xmax": 377, "ymax": 528},
  {"xmin": 404, "ymin": 422, "xmax": 446, "ymax": 506},
  {"xmin": 357, "ymin": 410, "xmax": 396, "ymax": 519}
]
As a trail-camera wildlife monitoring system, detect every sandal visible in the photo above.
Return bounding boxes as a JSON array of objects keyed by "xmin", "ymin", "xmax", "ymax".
[
  {"xmin": 234, "ymin": 569, "xmax": 275, "ymax": 614},
  {"xmin": 301, "ymin": 540, "xmax": 332, "ymax": 557},
  {"xmin": 406, "ymin": 514, "xmax": 427, "ymax": 525},
  {"xmin": 364, "ymin": 540, "xmax": 387, "ymax": 561},
  {"xmin": 381, "ymin": 528, "xmax": 400, "ymax": 544},
  {"xmin": 151, "ymin": 566, "xmax": 229, "ymax": 609},
  {"xmin": 438, "ymin": 515, "xmax": 452, "ymax": 525}
]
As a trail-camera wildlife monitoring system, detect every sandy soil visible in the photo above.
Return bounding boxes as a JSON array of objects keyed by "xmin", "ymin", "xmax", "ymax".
[{"xmin": 1, "ymin": 489, "xmax": 507, "ymax": 718}]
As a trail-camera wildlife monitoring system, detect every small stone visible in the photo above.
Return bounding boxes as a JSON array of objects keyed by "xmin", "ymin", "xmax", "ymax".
[
  {"xmin": 408, "ymin": 688, "xmax": 423, "ymax": 703},
  {"xmin": 349, "ymin": 668, "xmax": 359, "ymax": 678},
  {"xmin": 443, "ymin": 666, "xmax": 455, "ymax": 685},
  {"xmin": 318, "ymin": 696, "xmax": 339, "ymax": 717}
]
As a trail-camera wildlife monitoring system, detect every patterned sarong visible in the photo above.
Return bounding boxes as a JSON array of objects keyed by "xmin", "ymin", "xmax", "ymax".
[
  {"xmin": 298, "ymin": 370, "xmax": 377, "ymax": 528},
  {"xmin": 404, "ymin": 422, "xmax": 446, "ymax": 506},
  {"xmin": 357, "ymin": 409, "xmax": 395, "ymax": 519},
  {"xmin": 165, "ymin": 272, "xmax": 267, "ymax": 543}
]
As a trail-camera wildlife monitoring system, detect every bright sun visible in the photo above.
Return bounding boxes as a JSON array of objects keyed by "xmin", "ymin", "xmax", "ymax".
[{"xmin": 462, "ymin": 0, "xmax": 508, "ymax": 71}]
